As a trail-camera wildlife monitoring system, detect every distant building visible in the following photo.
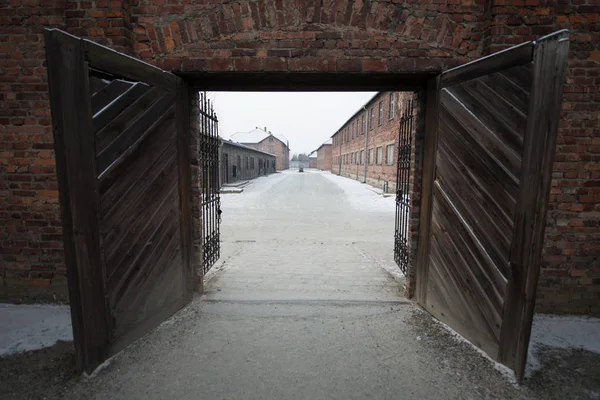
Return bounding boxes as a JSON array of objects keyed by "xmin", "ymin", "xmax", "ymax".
[
  {"xmin": 309, "ymin": 155, "xmax": 317, "ymax": 169},
  {"xmin": 219, "ymin": 139, "xmax": 276, "ymax": 187},
  {"xmin": 313, "ymin": 139, "xmax": 332, "ymax": 171},
  {"xmin": 230, "ymin": 127, "xmax": 290, "ymax": 171}
]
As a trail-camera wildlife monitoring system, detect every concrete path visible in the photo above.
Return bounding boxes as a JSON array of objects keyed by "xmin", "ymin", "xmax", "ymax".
[
  {"xmin": 61, "ymin": 170, "xmax": 579, "ymax": 400},
  {"xmin": 206, "ymin": 169, "xmax": 404, "ymax": 302}
]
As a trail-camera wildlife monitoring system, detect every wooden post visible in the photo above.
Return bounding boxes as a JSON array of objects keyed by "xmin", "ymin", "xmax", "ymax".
[
  {"xmin": 414, "ymin": 76, "xmax": 441, "ymax": 305},
  {"xmin": 499, "ymin": 30, "xmax": 570, "ymax": 382},
  {"xmin": 44, "ymin": 29, "xmax": 110, "ymax": 373},
  {"xmin": 176, "ymin": 79, "xmax": 195, "ymax": 299}
]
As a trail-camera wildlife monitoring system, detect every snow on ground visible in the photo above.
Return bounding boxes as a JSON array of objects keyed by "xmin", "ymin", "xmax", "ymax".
[
  {"xmin": 526, "ymin": 314, "xmax": 600, "ymax": 376},
  {"xmin": 0, "ymin": 303, "xmax": 72, "ymax": 356},
  {"xmin": 319, "ymin": 170, "xmax": 396, "ymax": 213},
  {"xmin": 220, "ymin": 173, "xmax": 286, "ymax": 209}
]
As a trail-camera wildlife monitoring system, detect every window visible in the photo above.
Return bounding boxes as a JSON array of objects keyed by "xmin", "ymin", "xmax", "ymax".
[
  {"xmin": 355, "ymin": 152, "xmax": 359, "ymax": 164},
  {"xmin": 237, "ymin": 155, "xmax": 241, "ymax": 170},
  {"xmin": 246, "ymin": 156, "xmax": 249, "ymax": 169},
  {"xmin": 362, "ymin": 115, "xmax": 366, "ymax": 134},
  {"xmin": 269, "ymin": 146, "xmax": 274, "ymax": 153},
  {"xmin": 386, "ymin": 144, "xmax": 394, "ymax": 165},
  {"xmin": 250, "ymin": 157, "xmax": 255, "ymax": 169},
  {"xmin": 360, "ymin": 150, "xmax": 365, "ymax": 165},
  {"xmin": 369, "ymin": 148, "xmax": 374, "ymax": 165},
  {"xmin": 370, "ymin": 107, "xmax": 374, "ymax": 130},
  {"xmin": 377, "ymin": 147, "xmax": 383, "ymax": 165},
  {"xmin": 378, "ymin": 101, "xmax": 383, "ymax": 126},
  {"xmin": 269, "ymin": 137, "xmax": 274, "ymax": 142},
  {"xmin": 389, "ymin": 93, "xmax": 395, "ymax": 119}
]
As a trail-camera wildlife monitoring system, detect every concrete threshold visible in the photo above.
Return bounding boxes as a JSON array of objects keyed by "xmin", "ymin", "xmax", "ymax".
[{"xmin": 201, "ymin": 298, "xmax": 413, "ymax": 306}]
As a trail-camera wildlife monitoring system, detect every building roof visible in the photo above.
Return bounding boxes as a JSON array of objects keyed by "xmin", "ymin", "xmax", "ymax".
[
  {"xmin": 330, "ymin": 92, "xmax": 382, "ymax": 138},
  {"xmin": 229, "ymin": 127, "xmax": 290, "ymax": 148},
  {"xmin": 220, "ymin": 137, "xmax": 277, "ymax": 158},
  {"xmin": 313, "ymin": 138, "xmax": 333, "ymax": 154}
]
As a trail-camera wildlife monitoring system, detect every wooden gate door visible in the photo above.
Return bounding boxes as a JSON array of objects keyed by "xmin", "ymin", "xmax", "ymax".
[
  {"xmin": 416, "ymin": 31, "xmax": 569, "ymax": 381},
  {"xmin": 45, "ymin": 29, "xmax": 194, "ymax": 373}
]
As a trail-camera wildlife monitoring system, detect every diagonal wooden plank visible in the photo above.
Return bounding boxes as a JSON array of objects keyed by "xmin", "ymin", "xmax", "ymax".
[
  {"xmin": 89, "ymin": 76, "xmax": 111, "ymax": 97},
  {"xmin": 97, "ymin": 107, "xmax": 175, "ymax": 197},
  {"xmin": 429, "ymin": 226, "xmax": 502, "ymax": 345},
  {"xmin": 436, "ymin": 144, "xmax": 513, "ymax": 289},
  {"xmin": 479, "ymin": 72, "xmax": 530, "ymax": 115},
  {"xmin": 99, "ymin": 115, "xmax": 176, "ymax": 218},
  {"xmin": 438, "ymin": 107, "xmax": 518, "ymax": 218},
  {"xmin": 113, "ymin": 221, "xmax": 182, "ymax": 338},
  {"xmin": 498, "ymin": 64, "xmax": 533, "ymax": 94},
  {"xmin": 91, "ymin": 80, "xmax": 133, "ymax": 115},
  {"xmin": 95, "ymin": 86, "xmax": 165, "ymax": 155},
  {"xmin": 102, "ymin": 154, "xmax": 178, "ymax": 270},
  {"xmin": 431, "ymin": 184, "xmax": 506, "ymax": 329},
  {"xmin": 437, "ymin": 140, "xmax": 514, "ymax": 244},
  {"xmin": 93, "ymin": 82, "xmax": 150, "ymax": 133},
  {"xmin": 457, "ymin": 78, "xmax": 528, "ymax": 148},
  {"xmin": 428, "ymin": 219, "xmax": 500, "ymax": 354},
  {"xmin": 107, "ymin": 183, "xmax": 179, "ymax": 304},
  {"xmin": 441, "ymin": 88, "xmax": 522, "ymax": 180},
  {"xmin": 97, "ymin": 93, "xmax": 176, "ymax": 174}
]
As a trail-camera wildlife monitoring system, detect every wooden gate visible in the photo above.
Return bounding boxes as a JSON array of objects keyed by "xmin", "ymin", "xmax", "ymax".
[
  {"xmin": 45, "ymin": 29, "xmax": 193, "ymax": 373},
  {"xmin": 416, "ymin": 31, "xmax": 569, "ymax": 381}
]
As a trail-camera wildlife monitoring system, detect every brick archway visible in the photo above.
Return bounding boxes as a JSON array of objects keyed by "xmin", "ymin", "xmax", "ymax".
[{"xmin": 1, "ymin": 0, "xmax": 599, "ymax": 316}]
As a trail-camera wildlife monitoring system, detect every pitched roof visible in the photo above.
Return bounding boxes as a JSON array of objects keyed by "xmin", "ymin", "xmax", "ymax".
[
  {"xmin": 229, "ymin": 127, "xmax": 289, "ymax": 148},
  {"xmin": 219, "ymin": 137, "xmax": 277, "ymax": 158},
  {"xmin": 313, "ymin": 138, "xmax": 333, "ymax": 154}
]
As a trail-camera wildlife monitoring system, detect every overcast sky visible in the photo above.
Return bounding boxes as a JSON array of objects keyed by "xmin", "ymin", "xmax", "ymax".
[{"xmin": 206, "ymin": 92, "xmax": 377, "ymax": 155}]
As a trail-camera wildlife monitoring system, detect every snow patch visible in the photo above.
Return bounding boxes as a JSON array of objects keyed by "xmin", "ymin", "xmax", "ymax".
[
  {"xmin": 0, "ymin": 303, "xmax": 72, "ymax": 356},
  {"xmin": 319, "ymin": 172, "xmax": 396, "ymax": 213},
  {"xmin": 526, "ymin": 314, "xmax": 600, "ymax": 377},
  {"xmin": 83, "ymin": 358, "xmax": 112, "ymax": 379},
  {"xmin": 220, "ymin": 173, "xmax": 286, "ymax": 209}
]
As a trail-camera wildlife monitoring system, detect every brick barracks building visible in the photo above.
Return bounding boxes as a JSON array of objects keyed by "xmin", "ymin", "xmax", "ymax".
[
  {"xmin": 331, "ymin": 92, "xmax": 412, "ymax": 193},
  {"xmin": 312, "ymin": 139, "xmax": 333, "ymax": 172},
  {"xmin": 219, "ymin": 139, "xmax": 276, "ymax": 186},
  {"xmin": 230, "ymin": 127, "xmax": 290, "ymax": 171}
]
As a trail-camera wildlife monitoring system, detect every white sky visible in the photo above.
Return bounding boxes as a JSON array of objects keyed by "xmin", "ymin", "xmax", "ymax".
[{"xmin": 206, "ymin": 92, "xmax": 377, "ymax": 155}]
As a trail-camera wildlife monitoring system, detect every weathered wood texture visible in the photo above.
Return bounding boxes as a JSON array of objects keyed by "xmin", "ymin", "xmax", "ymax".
[
  {"xmin": 420, "ymin": 31, "xmax": 568, "ymax": 382},
  {"xmin": 45, "ymin": 29, "xmax": 110, "ymax": 374},
  {"xmin": 426, "ymin": 62, "xmax": 532, "ymax": 359},
  {"xmin": 501, "ymin": 30, "xmax": 570, "ymax": 382},
  {"xmin": 45, "ymin": 29, "xmax": 192, "ymax": 373}
]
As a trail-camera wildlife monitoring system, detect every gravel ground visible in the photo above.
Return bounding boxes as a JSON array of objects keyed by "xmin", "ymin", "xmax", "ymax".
[{"xmin": 2, "ymin": 170, "xmax": 598, "ymax": 400}]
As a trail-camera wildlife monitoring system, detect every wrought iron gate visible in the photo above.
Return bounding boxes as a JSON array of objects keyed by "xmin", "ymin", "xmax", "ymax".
[
  {"xmin": 394, "ymin": 100, "xmax": 414, "ymax": 275},
  {"xmin": 198, "ymin": 92, "xmax": 221, "ymax": 275}
]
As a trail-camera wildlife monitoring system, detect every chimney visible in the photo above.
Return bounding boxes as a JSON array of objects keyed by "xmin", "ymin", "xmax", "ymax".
[
  {"xmin": 264, "ymin": 126, "xmax": 267, "ymax": 131},
  {"xmin": 269, "ymin": 131, "xmax": 272, "ymax": 134}
]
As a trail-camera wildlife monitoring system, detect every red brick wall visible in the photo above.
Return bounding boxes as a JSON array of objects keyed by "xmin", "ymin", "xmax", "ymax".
[
  {"xmin": 481, "ymin": 0, "xmax": 600, "ymax": 315},
  {"xmin": 332, "ymin": 92, "xmax": 412, "ymax": 192},
  {"xmin": 246, "ymin": 134, "xmax": 289, "ymax": 171},
  {"xmin": 309, "ymin": 158, "xmax": 317, "ymax": 168},
  {"xmin": 127, "ymin": 1, "xmax": 481, "ymax": 73},
  {"xmin": 316, "ymin": 144, "xmax": 332, "ymax": 172},
  {"xmin": 0, "ymin": 1, "xmax": 67, "ymax": 302},
  {"xmin": 1, "ymin": 0, "xmax": 598, "ymax": 315}
]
